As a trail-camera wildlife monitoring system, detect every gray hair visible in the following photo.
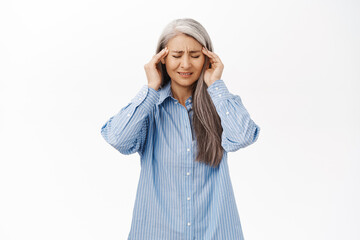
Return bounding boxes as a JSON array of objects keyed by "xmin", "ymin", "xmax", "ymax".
[{"xmin": 155, "ymin": 18, "xmax": 224, "ymax": 168}]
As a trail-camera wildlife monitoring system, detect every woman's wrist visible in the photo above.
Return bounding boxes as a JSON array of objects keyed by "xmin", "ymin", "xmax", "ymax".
[{"xmin": 148, "ymin": 83, "xmax": 160, "ymax": 91}]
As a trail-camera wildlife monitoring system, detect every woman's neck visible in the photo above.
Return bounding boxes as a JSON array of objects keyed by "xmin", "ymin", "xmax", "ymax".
[{"xmin": 170, "ymin": 80, "xmax": 193, "ymax": 107}]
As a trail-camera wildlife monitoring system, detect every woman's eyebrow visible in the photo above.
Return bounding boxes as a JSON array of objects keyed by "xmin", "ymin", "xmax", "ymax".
[{"xmin": 171, "ymin": 50, "xmax": 201, "ymax": 53}]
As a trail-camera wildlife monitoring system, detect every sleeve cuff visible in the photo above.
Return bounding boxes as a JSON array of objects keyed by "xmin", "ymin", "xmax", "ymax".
[{"xmin": 206, "ymin": 79, "xmax": 232, "ymax": 106}]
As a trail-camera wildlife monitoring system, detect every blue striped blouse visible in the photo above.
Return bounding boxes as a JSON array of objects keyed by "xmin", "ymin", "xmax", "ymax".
[{"xmin": 100, "ymin": 79, "xmax": 260, "ymax": 240}]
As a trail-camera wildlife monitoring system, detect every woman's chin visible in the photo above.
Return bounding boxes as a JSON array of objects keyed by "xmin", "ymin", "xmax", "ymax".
[{"xmin": 172, "ymin": 78, "xmax": 197, "ymax": 87}]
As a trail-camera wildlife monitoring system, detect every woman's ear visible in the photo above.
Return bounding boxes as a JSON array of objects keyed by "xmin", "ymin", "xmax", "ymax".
[{"xmin": 161, "ymin": 58, "xmax": 165, "ymax": 64}]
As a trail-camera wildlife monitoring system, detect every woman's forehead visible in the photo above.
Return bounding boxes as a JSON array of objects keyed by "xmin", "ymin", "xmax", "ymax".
[
  {"xmin": 167, "ymin": 34, "xmax": 202, "ymax": 49},
  {"xmin": 170, "ymin": 50, "xmax": 201, "ymax": 53}
]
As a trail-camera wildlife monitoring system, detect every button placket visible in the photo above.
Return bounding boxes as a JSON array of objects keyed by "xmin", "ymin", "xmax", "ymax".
[
  {"xmin": 185, "ymin": 170, "xmax": 191, "ymax": 229},
  {"xmin": 181, "ymin": 100, "xmax": 193, "ymax": 235}
]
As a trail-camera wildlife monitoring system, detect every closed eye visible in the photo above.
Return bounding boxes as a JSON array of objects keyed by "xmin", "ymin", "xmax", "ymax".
[{"xmin": 172, "ymin": 56, "xmax": 201, "ymax": 58}]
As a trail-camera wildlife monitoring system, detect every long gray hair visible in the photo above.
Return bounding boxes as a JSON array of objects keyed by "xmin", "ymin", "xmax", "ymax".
[{"xmin": 155, "ymin": 18, "xmax": 224, "ymax": 168}]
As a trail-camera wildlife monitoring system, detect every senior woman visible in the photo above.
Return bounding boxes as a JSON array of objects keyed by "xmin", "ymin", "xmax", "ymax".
[{"xmin": 101, "ymin": 18, "xmax": 260, "ymax": 240}]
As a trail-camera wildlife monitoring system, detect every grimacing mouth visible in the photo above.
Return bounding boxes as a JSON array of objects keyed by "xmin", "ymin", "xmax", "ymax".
[{"xmin": 178, "ymin": 72, "xmax": 193, "ymax": 75}]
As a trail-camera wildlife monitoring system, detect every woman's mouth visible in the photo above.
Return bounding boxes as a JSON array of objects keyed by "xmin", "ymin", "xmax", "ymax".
[{"xmin": 178, "ymin": 72, "xmax": 193, "ymax": 78}]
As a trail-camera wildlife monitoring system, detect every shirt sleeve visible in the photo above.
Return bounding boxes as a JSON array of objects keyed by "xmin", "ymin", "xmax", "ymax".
[
  {"xmin": 207, "ymin": 79, "xmax": 260, "ymax": 152},
  {"xmin": 100, "ymin": 85, "xmax": 160, "ymax": 156}
]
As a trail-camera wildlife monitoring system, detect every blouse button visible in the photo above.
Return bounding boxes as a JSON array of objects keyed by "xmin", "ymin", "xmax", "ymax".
[
  {"xmin": 215, "ymin": 87, "xmax": 219, "ymax": 90},
  {"xmin": 138, "ymin": 97, "xmax": 142, "ymax": 100},
  {"xmin": 187, "ymin": 222, "xmax": 191, "ymax": 226},
  {"xmin": 226, "ymin": 111, "xmax": 229, "ymax": 115},
  {"xmin": 187, "ymin": 148, "xmax": 190, "ymax": 152},
  {"xmin": 218, "ymin": 94, "xmax": 221, "ymax": 97},
  {"xmin": 186, "ymin": 172, "xmax": 190, "ymax": 176},
  {"xmin": 187, "ymin": 197, "xmax": 191, "ymax": 201}
]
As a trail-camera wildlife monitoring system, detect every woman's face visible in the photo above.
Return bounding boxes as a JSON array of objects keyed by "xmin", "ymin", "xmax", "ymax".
[{"xmin": 161, "ymin": 34, "xmax": 205, "ymax": 89}]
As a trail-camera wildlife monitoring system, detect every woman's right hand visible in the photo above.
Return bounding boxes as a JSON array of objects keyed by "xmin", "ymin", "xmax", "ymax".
[{"xmin": 144, "ymin": 47, "xmax": 169, "ymax": 91}]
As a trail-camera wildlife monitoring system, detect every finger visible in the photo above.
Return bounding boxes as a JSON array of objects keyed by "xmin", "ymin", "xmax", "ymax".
[
  {"xmin": 202, "ymin": 47, "xmax": 211, "ymax": 57},
  {"xmin": 152, "ymin": 47, "xmax": 169, "ymax": 64},
  {"xmin": 153, "ymin": 47, "xmax": 168, "ymax": 61},
  {"xmin": 202, "ymin": 47, "xmax": 220, "ymax": 60},
  {"xmin": 203, "ymin": 48, "xmax": 222, "ymax": 64},
  {"xmin": 202, "ymin": 47, "xmax": 217, "ymax": 64}
]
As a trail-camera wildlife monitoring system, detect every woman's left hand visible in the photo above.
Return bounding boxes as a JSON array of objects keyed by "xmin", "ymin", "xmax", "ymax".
[{"xmin": 202, "ymin": 47, "xmax": 224, "ymax": 87}]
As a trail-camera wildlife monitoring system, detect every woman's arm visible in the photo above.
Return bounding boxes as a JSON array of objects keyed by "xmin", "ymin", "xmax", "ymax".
[
  {"xmin": 100, "ymin": 85, "xmax": 159, "ymax": 156},
  {"xmin": 207, "ymin": 79, "xmax": 260, "ymax": 152}
]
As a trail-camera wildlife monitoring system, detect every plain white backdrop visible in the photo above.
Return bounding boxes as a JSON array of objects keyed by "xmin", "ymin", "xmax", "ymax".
[{"xmin": 0, "ymin": 0, "xmax": 359, "ymax": 239}]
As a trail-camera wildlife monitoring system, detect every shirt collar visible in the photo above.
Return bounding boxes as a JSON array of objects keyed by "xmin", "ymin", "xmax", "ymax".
[
  {"xmin": 156, "ymin": 80, "xmax": 193, "ymax": 106},
  {"xmin": 157, "ymin": 80, "xmax": 173, "ymax": 106}
]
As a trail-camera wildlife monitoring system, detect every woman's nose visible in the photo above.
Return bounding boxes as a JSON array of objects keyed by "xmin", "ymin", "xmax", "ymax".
[{"xmin": 180, "ymin": 56, "xmax": 191, "ymax": 68}]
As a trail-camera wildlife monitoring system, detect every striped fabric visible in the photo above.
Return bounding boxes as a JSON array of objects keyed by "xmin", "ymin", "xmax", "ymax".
[{"xmin": 100, "ymin": 79, "xmax": 260, "ymax": 240}]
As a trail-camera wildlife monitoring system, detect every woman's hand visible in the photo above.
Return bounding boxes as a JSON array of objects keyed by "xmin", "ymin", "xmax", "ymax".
[
  {"xmin": 202, "ymin": 47, "xmax": 224, "ymax": 87},
  {"xmin": 144, "ymin": 47, "xmax": 169, "ymax": 91}
]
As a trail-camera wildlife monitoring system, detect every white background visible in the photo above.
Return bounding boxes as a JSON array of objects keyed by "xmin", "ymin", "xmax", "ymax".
[{"xmin": 0, "ymin": 0, "xmax": 359, "ymax": 239}]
